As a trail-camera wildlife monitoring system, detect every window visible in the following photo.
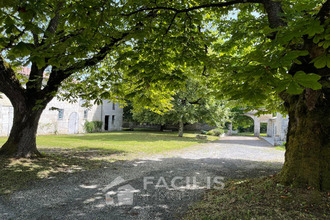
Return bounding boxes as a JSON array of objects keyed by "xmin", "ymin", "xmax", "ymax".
[
  {"xmin": 112, "ymin": 115, "xmax": 115, "ymax": 125},
  {"xmin": 58, "ymin": 109, "xmax": 64, "ymax": 120},
  {"xmin": 84, "ymin": 109, "xmax": 88, "ymax": 119},
  {"xmin": 112, "ymin": 102, "xmax": 116, "ymax": 110}
]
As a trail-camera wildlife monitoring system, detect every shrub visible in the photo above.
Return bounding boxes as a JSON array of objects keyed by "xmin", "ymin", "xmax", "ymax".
[
  {"xmin": 84, "ymin": 120, "xmax": 103, "ymax": 133},
  {"xmin": 206, "ymin": 128, "xmax": 225, "ymax": 136},
  {"xmin": 213, "ymin": 128, "xmax": 224, "ymax": 136},
  {"xmin": 206, "ymin": 130, "xmax": 214, "ymax": 135},
  {"xmin": 201, "ymin": 130, "xmax": 208, "ymax": 134}
]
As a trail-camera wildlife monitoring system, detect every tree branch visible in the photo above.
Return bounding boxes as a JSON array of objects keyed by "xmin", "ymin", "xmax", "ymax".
[
  {"xmin": 122, "ymin": 0, "xmax": 263, "ymax": 17},
  {"xmin": 0, "ymin": 57, "xmax": 26, "ymax": 105},
  {"xmin": 55, "ymin": 28, "xmax": 85, "ymax": 44},
  {"xmin": 189, "ymin": 97, "xmax": 202, "ymax": 105},
  {"xmin": 41, "ymin": 32, "xmax": 130, "ymax": 101},
  {"xmin": 26, "ymin": 62, "xmax": 46, "ymax": 93},
  {"xmin": 262, "ymin": 0, "xmax": 287, "ymax": 29},
  {"xmin": 63, "ymin": 33, "xmax": 130, "ymax": 75},
  {"xmin": 1, "ymin": 28, "xmax": 27, "ymax": 51},
  {"xmin": 40, "ymin": 2, "xmax": 63, "ymax": 46}
]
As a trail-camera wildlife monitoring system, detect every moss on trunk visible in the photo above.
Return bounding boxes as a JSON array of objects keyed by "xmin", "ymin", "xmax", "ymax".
[{"xmin": 280, "ymin": 88, "xmax": 330, "ymax": 191}]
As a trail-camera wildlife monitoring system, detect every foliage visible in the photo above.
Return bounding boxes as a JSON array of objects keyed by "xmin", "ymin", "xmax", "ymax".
[
  {"xmin": 206, "ymin": 128, "xmax": 225, "ymax": 136},
  {"xmin": 230, "ymin": 108, "xmax": 255, "ymax": 131},
  {"xmin": 260, "ymin": 123, "xmax": 267, "ymax": 133},
  {"xmin": 84, "ymin": 121, "xmax": 103, "ymax": 133},
  {"xmin": 0, "ymin": 0, "xmax": 329, "ymax": 189},
  {"xmin": 200, "ymin": 0, "xmax": 327, "ymax": 112},
  {"xmin": 0, "ymin": 0, "xmax": 328, "ymax": 129},
  {"xmin": 132, "ymin": 76, "xmax": 232, "ymax": 134}
]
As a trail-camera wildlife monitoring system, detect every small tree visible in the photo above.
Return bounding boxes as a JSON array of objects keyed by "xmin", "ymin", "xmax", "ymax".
[{"xmin": 133, "ymin": 77, "xmax": 231, "ymax": 137}]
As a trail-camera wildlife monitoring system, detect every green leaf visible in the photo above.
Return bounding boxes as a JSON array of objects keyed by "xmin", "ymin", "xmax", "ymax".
[
  {"xmin": 312, "ymin": 54, "xmax": 327, "ymax": 69},
  {"xmin": 31, "ymin": 56, "xmax": 46, "ymax": 69},
  {"xmin": 293, "ymin": 71, "xmax": 322, "ymax": 90},
  {"xmin": 313, "ymin": 35, "xmax": 321, "ymax": 44},
  {"xmin": 287, "ymin": 81, "xmax": 304, "ymax": 94},
  {"xmin": 321, "ymin": 40, "xmax": 330, "ymax": 49},
  {"xmin": 10, "ymin": 42, "xmax": 32, "ymax": 57},
  {"xmin": 306, "ymin": 20, "xmax": 324, "ymax": 37}
]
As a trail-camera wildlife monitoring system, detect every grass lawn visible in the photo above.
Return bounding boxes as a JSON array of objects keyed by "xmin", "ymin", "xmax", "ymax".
[
  {"xmin": 232, "ymin": 132, "xmax": 267, "ymax": 137},
  {"xmin": 0, "ymin": 131, "xmax": 217, "ymax": 194},
  {"xmin": 275, "ymin": 145, "xmax": 286, "ymax": 151},
  {"xmin": 183, "ymin": 176, "xmax": 330, "ymax": 220}
]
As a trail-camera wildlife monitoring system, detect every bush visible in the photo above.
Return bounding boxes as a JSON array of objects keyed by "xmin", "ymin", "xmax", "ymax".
[
  {"xmin": 201, "ymin": 130, "xmax": 208, "ymax": 134},
  {"xmin": 84, "ymin": 120, "xmax": 103, "ymax": 133},
  {"xmin": 206, "ymin": 128, "xmax": 224, "ymax": 136},
  {"xmin": 206, "ymin": 130, "xmax": 214, "ymax": 135}
]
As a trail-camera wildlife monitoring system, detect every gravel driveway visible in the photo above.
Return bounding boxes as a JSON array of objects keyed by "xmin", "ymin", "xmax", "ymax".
[{"xmin": 0, "ymin": 136, "xmax": 284, "ymax": 220}]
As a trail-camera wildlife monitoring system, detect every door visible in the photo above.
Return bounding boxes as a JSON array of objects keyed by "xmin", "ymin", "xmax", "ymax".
[
  {"xmin": 68, "ymin": 112, "xmax": 79, "ymax": 134},
  {"xmin": 104, "ymin": 115, "xmax": 109, "ymax": 131}
]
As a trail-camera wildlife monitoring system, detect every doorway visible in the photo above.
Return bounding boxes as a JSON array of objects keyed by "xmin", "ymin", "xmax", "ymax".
[
  {"xmin": 104, "ymin": 115, "xmax": 109, "ymax": 131},
  {"xmin": 68, "ymin": 112, "xmax": 79, "ymax": 134}
]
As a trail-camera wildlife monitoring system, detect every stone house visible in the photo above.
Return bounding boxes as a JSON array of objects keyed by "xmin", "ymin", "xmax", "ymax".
[
  {"xmin": 265, "ymin": 113, "xmax": 289, "ymax": 146},
  {"xmin": 0, "ymin": 67, "xmax": 123, "ymax": 136},
  {"xmin": 228, "ymin": 111, "xmax": 289, "ymax": 146}
]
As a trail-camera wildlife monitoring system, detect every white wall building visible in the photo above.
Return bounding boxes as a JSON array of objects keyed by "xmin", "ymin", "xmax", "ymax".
[
  {"xmin": 229, "ymin": 111, "xmax": 289, "ymax": 146},
  {"xmin": 0, "ymin": 94, "xmax": 123, "ymax": 136},
  {"xmin": 266, "ymin": 113, "xmax": 289, "ymax": 146},
  {"xmin": 0, "ymin": 67, "xmax": 123, "ymax": 136}
]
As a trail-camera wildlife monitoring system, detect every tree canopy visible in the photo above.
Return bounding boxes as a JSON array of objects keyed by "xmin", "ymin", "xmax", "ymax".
[
  {"xmin": 0, "ymin": 0, "xmax": 329, "ymax": 190},
  {"xmin": 132, "ymin": 76, "xmax": 231, "ymax": 136}
]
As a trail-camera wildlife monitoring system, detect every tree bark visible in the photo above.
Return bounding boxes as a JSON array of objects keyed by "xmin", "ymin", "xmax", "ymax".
[
  {"xmin": 178, "ymin": 119, "xmax": 184, "ymax": 137},
  {"xmin": 280, "ymin": 88, "xmax": 330, "ymax": 191},
  {"xmin": 0, "ymin": 60, "xmax": 55, "ymax": 158},
  {"xmin": 0, "ymin": 106, "xmax": 44, "ymax": 157}
]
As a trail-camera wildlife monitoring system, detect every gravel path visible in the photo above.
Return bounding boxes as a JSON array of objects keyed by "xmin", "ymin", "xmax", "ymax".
[{"xmin": 0, "ymin": 136, "xmax": 284, "ymax": 220}]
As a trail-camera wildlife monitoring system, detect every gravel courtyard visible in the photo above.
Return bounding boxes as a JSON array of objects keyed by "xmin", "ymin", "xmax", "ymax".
[{"xmin": 0, "ymin": 136, "xmax": 284, "ymax": 220}]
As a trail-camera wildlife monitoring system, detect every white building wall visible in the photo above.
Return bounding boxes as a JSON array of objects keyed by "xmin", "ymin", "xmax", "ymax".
[
  {"xmin": 101, "ymin": 100, "xmax": 123, "ymax": 131},
  {"xmin": 0, "ymin": 94, "xmax": 122, "ymax": 136},
  {"xmin": 0, "ymin": 95, "xmax": 13, "ymax": 136}
]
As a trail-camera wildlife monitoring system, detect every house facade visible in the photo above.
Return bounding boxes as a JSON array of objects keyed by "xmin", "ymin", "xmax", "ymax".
[
  {"xmin": 0, "ymin": 95, "xmax": 123, "ymax": 137},
  {"xmin": 229, "ymin": 111, "xmax": 289, "ymax": 146},
  {"xmin": 0, "ymin": 67, "xmax": 123, "ymax": 136},
  {"xmin": 265, "ymin": 113, "xmax": 289, "ymax": 146}
]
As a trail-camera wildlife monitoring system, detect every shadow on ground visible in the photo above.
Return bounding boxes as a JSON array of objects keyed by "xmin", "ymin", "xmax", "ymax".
[
  {"xmin": 0, "ymin": 147, "xmax": 127, "ymax": 195},
  {"xmin": 0, "ymin": 156, "xmax": 283, "ymax": 220}
]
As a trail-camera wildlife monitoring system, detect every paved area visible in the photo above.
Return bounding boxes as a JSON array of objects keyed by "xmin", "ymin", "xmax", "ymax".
[{"xmin": 0, "ymin": 136, "xmax": 284, "ymax": 220}]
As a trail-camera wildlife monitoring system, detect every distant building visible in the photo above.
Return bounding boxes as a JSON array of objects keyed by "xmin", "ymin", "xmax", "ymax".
[
  {"xmin": 0, "ymin": 67, "xmax": 123, "ymax": 136},
  {"xmin": 239, "ymin": 111, "xmax": 289, "ymax": 146},
  {"xmin": 266, "ymin": 113, "xmax": 289, "ymax": 146}
]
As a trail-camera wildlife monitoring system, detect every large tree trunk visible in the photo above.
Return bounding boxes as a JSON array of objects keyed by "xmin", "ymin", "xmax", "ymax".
[
  {"xmin": 280, "ymin": 88, "xmax": 330, "ymax": 191},
  {"xmin": 0, "ymin": 105, "xmax": 44, "ymax": 157},
  {"xmin": 0, "ymin": 59, "xmax": 59, "ymax": 158}
]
